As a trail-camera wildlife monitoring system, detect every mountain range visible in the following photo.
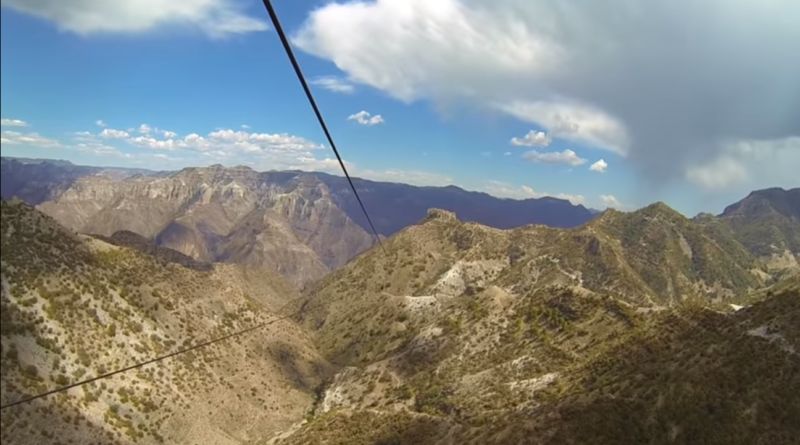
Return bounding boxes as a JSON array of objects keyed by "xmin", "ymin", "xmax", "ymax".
[
  {"xmin": 1, "ymin": 157, "xmax": 595, "ymax": 287},
  {"xmin": 1, "ymin": 192, "xmax": 798, "ymax": 445},
  {"xmin": 1, "ymin": 156, "xmax": 799, "ymax": 444}
]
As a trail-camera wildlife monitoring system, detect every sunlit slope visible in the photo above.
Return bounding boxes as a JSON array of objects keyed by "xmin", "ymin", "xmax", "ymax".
[
  {"xmin": 279, "ymin": 280, "xmax": 800, "ymax": 445},
  {"xmin": 0, "ymin": 198, "xmax": 331, "ymax": 445}
]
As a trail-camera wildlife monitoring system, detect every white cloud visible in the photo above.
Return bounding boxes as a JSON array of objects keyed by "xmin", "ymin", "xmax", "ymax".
[
  {"xmin": 358, "ymin": 169, "xmax": 454, "ymax": 187},
  {"xmin": 95, "ymin": 120, "xmax": 106, "ymax": 127},
  {"xmin": 123, "ymin": 128, "xmax": 325, "ymax": 157},
  {"xmin": 289, "ymin": 156, "xmax": 350, "ymax": 174},
  {"xmin": 156, "ymin": 128, "xmax": 178, "ymax": 139},
  {"xmin": 138, "ymin": 124, "xmax": 152, "ymax": 135},
  {"xmin": 522, "ymin": 149, "xmax": 587, "ymax": 166},
  {"xmin": 482, "ymin": 180, "xmax": 586, "ymax": 205},
  {"xmin": 510, "ymin": 130, "xmax": 550, "ymax": 147},
  {"xmin": 599, "ymin": 194, "xmax": 623, "ymax": 209},
  {"xmin": 685, "ymin": 137, "xmax": 800, "ymax": 191},
  {"xmin": 241, "ymin": 124, "xmax": 250, "ymax": 130},
  {"xmin": 1, "ymin": 130, "xmax": 61, "ymax": 147},
  {"xmin": 293, "ymin": 0, "xmax": 800, "ymax": 188},
  {"xmin": 311, "ymin": 76, "xmax": 356, "ymax": 94},
  {"xmin": 2, "ymin": 0, "xmax": 268, "ymax": 38},
  {"xmin": 348, "ymin": 110, "xmax": 385, "ymax": 126},
  {"xmin": 590, "ymin": 159, "xmax": 608, "ymax": 173},
  {"xmin": 100, "ymin": 128, "xmax": 130, "ymax": 139},
  {"xmin": 0, "ymin": 118, "xmax": 29, "ymax": 127},
  {"xmin": 75, "ymin": 142, "xmax": 131, "ymax": 158},
  {"xmin": 500, "ymin": 101, "xmax": 629, "ymax": 155}
]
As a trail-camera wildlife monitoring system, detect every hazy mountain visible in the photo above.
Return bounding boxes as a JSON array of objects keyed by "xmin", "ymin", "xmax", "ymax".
[
  {"xmin": 312, "ymin": 172, "xmax": 595, "ymax": 235},
  {"xmin": 0, "ymin": 199, "xmax": 332, "ymax": 445},
  {"xmin": 0, "ymin": 157, "xmax": 155, "ymax": 205},
  {"xmin": 2, "ymin": 158, "xmax": 598, "ymax": 287}
]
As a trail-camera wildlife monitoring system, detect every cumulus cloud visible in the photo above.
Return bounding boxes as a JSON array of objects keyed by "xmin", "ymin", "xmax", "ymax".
[
  {"xmin": 311, "ymin": 76, "xmax": 356, "ymax": 94},
  {"xmin": 293, "ymin": 0, "xmax": 800, "ymax": 189},
  {"xmin": 2, "ymin": 0, "xmax": 268, "ymax": 38},
  {"xmin": 500, "ymin": 101, "xmax": 629, "ymax": 155},
  {"xmin": 138, "ymin": 124, "xmax": 152, "ymax": 135},
  {"xmin": 348, "ymin": 110, "xmax": 384, "ymax": 126},
  {"xmin": 122, "ymin": 127, "xmax": 325, "ymax": 157},
  {"xmin": 75, "ymin": 142, "xmax": 130, "ymax": 158},
  {"xmin": 482, "ymin": 180, "xmax": 586, "ymax": 205},
  {"xmin": 510, "ymin": 130, "xmax": 550, "ymax": 147},
  {"xmin": 1, "ymin": 130, "xmax": 61, "ymax": 147},
  {"xmin": 100, "ymin": 128, "xmax": 130, "ymax": 139},
  {"xmin": 599, "ymin": 194, "xmax": 623, "ymax": 209},
  {"xmin": 290, "ymin": 156, "xmax": 349, "ymax": 173},
  {"xmin": 95, "ymin": 120, "xmax": 106, "ymax": 127},
  {"xmin": 0, "ymin": 118, "xmax": 29, "ymax": 127},
  {"xmin": 590, "ymin": 159, "xmax": 608, "ymax": 173},
  {"xmin": 523, "ymin": 149, "xmax": 587, "ymax": 166}
]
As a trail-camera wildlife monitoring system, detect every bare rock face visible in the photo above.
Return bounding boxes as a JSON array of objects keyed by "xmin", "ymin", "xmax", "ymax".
[{"xmin": 36, "ymin": 165, "xmax": 376, "ymax": 288}]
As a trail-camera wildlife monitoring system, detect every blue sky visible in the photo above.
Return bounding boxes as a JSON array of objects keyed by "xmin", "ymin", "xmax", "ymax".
[{"xmin": 1, "ymin": 0, "xmax": 798, "ymax": 216}]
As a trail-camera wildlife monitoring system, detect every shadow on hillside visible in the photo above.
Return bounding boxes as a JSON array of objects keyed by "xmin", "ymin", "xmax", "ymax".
[
  {"xmin": 90, "ymin": 230, "xmax": 213, "ymax": 272},
  {"xmin": 269, "ymin": 341, "xmax": 332, "ymax": 393}
]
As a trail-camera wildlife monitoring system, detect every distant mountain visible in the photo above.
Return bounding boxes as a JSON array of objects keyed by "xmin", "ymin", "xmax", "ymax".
[
  {"xmin": 718, "ymin": 187, "xmax": 800, "ymax": 257},
  {"xmin": 1, "ymin": 158, "xmax": 598, "ymax": 287},
  {"xmin": 0, "ymin": 157, "xmax": 155, "ymax": 204},
  {"xmin": 312, "ymin": 172, "xmax": 594, "ymax": 235}
]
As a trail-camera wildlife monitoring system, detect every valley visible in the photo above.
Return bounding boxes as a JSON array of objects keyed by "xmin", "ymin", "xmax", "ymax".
[{"xmin": 0, "ymin": 158, "xmax": 798, "ymax": 445}]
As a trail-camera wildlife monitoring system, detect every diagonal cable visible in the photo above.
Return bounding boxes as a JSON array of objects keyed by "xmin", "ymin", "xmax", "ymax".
[{"xmin": 260, "ymin": 0, "xmax": 387, "ymax": 255}]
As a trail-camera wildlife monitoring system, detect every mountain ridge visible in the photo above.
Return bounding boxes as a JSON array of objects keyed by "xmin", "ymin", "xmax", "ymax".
[{"xmin": 1, "ymin": 157, "xmax": 598, "ymax": 287}]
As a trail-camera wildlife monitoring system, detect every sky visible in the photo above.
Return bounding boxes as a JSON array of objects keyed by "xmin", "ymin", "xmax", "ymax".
[{"xmin": 1, "ymin": 0, "xmax": 798, "ymax": 215}]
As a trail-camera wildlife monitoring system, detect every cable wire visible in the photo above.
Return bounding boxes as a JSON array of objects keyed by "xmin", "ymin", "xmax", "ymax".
[
  {"xmin": 260, "ymin": 0, "xmax": 387, "ymax": 255},
  {"xmin": 0, "ymin": 1, "xmax": 390, "ymax": 412},
  {"xmin": 0, "ymin": 301, "xmax": 306, "ymax": 411}
]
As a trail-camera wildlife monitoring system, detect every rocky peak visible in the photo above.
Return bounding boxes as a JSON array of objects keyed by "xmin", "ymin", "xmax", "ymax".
[{"xmin": 426, "ymin": 208, "xmax": 459, "ymax": 222}]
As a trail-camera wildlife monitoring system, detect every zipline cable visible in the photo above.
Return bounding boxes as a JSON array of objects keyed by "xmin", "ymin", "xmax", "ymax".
[{"xmin": 260, "ymin": 0, "xmax": 387, "ymax": 255}]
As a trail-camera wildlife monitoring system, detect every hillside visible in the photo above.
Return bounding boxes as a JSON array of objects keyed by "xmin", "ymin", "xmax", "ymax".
[
  {"xmin": 0, "ymin": 199, "xmax": 331, "ymax": 445},
  {"xmin": 278, "ymin": 281, "xmax": 800, "ymax": 445},
  {"xmin": 299, "ymin": 204, "xmax": 771, "ymax": 367},
  {"xmin": 272, "ymin": 206, "xmax": 799, "ymax": 445}
]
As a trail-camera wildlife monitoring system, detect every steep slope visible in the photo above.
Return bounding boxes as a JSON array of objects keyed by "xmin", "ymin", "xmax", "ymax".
[
  {"xmin": 274, "ymin": 206, "xmax": 798, "ymax": 445},
  {"xmin": 591, "ymin": 203, "xmax": 763, "ymax": 300},
  {"xmin": 300, "ymin": 205, "xmax": 768, "ymax": 367},
  {"xmin": 0, "ymin": 199, "xmax": 331, "ymax": 445},
  {"xmin": 257, "ymin": 205, "xmax": 784, "ymax": 445},
  {"xmin": 36, "ymin": 165, "xmax": 375, "ymax": 287},
  {"xmin": 278, "ymin": 281, "xmax": 800, "ymax": 445},
  {"xmin": 717, "ymin": 187, "xmax": 800, "ymax": 259}
]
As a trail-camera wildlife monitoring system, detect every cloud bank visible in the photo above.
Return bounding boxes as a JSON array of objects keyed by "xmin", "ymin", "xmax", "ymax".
[{"xmin": 293, "ymin": 0, "xmax": 800, "ymax": 192}]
